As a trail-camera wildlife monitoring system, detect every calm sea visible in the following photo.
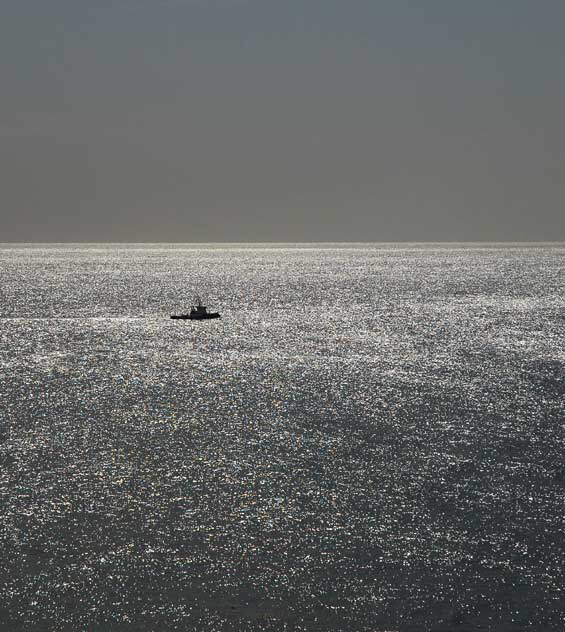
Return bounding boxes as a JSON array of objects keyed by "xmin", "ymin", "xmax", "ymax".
[{"xmin": 0, "ymin": 244, "xmax": 563, "ymax": 631}]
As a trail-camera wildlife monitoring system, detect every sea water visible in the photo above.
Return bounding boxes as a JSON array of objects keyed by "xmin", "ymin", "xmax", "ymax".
[{"xmin": 0, "ymin": 244, "xmax": 563, "ymax": 631}]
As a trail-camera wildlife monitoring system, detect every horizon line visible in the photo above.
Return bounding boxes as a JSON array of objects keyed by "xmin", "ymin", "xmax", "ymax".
[{"xmin": 1, "ymin": 240, "xmax": 564, "ymax": 247}]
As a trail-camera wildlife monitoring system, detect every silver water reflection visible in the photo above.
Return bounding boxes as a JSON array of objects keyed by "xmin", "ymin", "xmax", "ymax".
[{"xmin": 0, "ymin": 244, "xmax": 564, "ymax": 631}]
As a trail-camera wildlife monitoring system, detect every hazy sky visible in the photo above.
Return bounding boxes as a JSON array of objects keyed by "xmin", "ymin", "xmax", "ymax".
[{"xmin": 2, "ymin": 0, "xmax": 564, "ymax": 241}]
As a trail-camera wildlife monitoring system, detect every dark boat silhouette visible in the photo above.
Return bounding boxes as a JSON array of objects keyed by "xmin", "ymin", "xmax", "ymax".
[{"xmin": 171, "ymin": 298, "xmax": 220, "ymax": 320}]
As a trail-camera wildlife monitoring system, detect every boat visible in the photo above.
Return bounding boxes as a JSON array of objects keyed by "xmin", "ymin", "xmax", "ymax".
[{"xmin": 171, "ymin": 298, "xmax": 220, "ymax": 320}]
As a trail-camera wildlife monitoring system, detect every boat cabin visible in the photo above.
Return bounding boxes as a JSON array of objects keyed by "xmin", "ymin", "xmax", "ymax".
[{"xmin": 190, "ymin": 301, "xmax": 209, "ymax": 317}]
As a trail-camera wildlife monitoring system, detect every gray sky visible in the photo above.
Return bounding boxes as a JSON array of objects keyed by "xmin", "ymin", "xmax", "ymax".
[{"xmin": 2, "ymin": 0, "xmax": 564, "ymax": 241}]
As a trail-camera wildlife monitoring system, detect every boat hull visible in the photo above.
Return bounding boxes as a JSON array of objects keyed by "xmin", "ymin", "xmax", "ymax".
[{"xmin": 170, "ymin": 313, "xmax": 221, "ymax": 320}]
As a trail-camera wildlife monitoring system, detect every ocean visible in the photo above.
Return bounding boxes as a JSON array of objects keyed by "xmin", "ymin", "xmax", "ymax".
[{"xmin": 0, "ymin": 243, "xmax": 563, "ymax": 631}]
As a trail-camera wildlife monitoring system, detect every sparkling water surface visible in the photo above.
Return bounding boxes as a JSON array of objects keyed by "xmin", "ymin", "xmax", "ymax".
[{"xmin": 0, "ymin": 244, "xmax": 564, "ymax": 631}]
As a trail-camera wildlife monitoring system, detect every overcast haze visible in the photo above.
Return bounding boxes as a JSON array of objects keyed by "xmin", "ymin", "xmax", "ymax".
[{"xmin": 2, "ymin": 0, "xmax": 565, "ymax": 242}]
